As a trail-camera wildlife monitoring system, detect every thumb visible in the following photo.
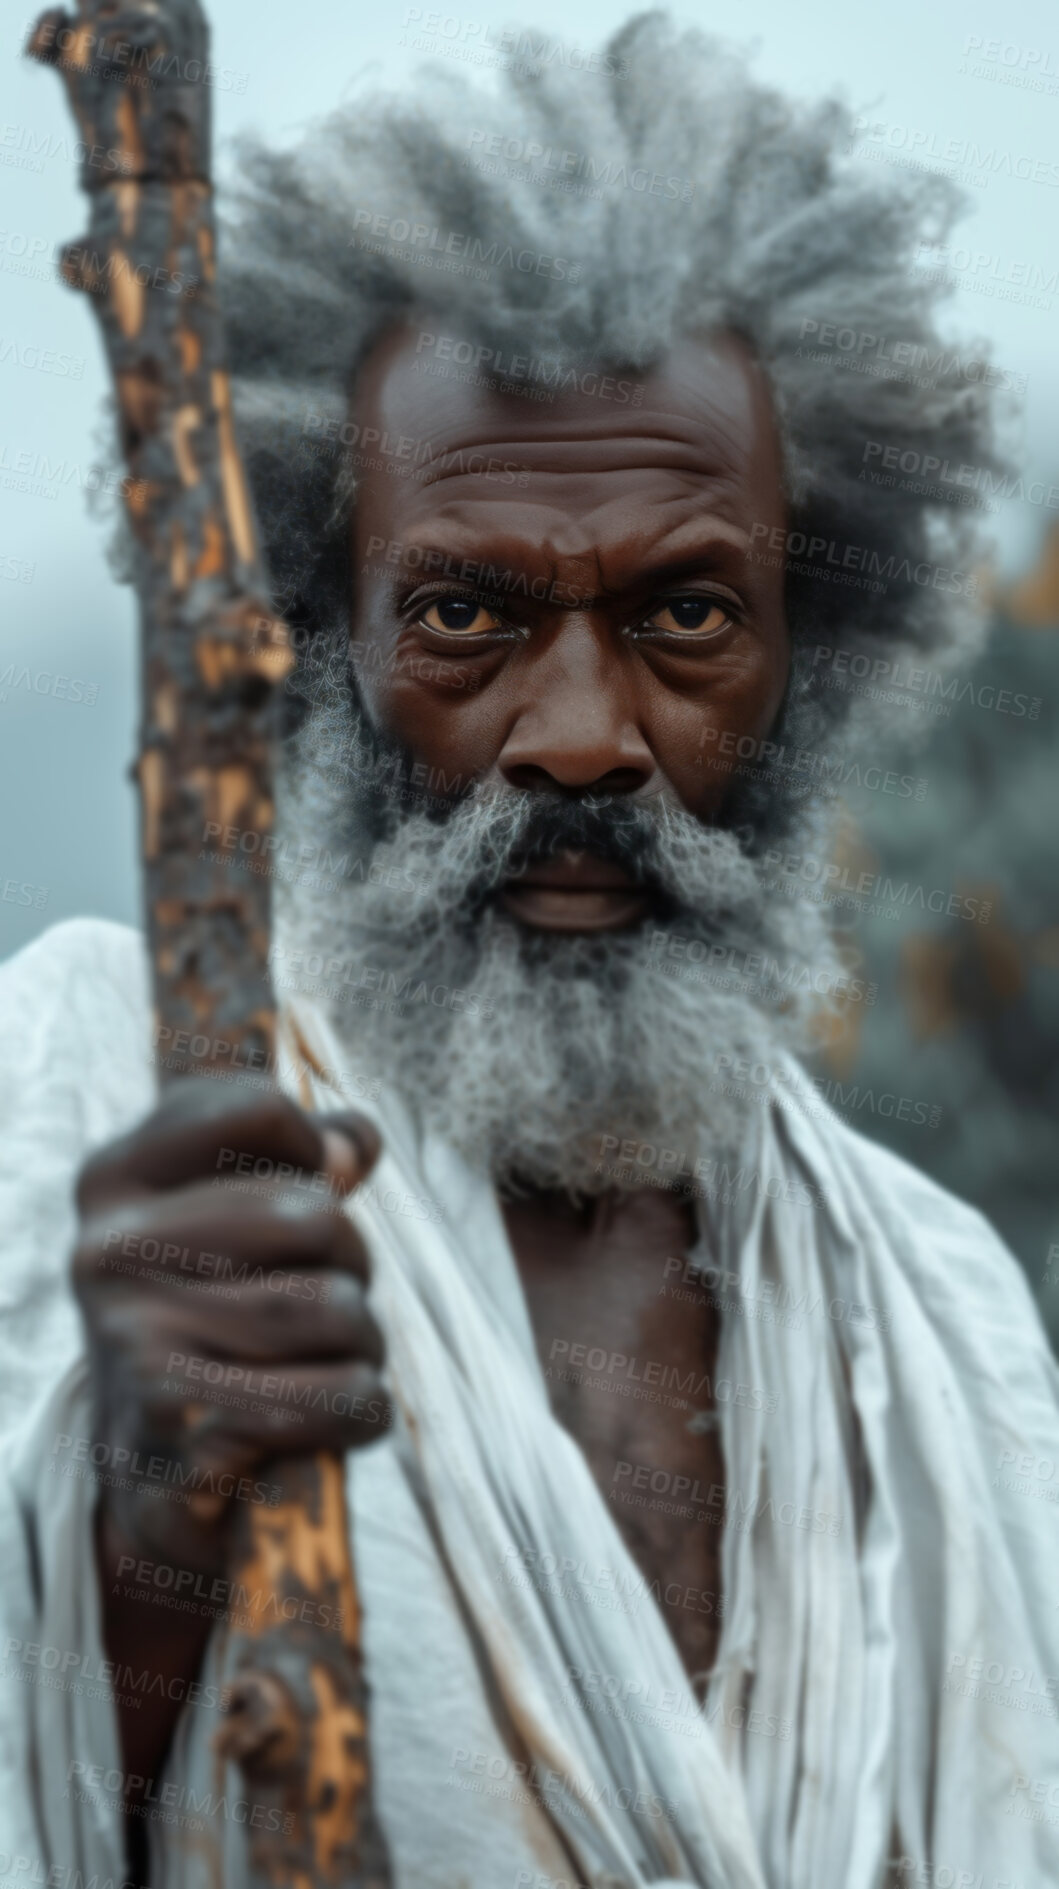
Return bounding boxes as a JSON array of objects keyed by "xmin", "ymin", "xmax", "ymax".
[{"xmin": 315, "ymin": 1110, "xmax": 382, "ymax": 1196}]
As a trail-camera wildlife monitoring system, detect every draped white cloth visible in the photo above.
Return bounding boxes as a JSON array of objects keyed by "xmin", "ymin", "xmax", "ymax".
[{"xmin": 1, "ymin": 918, "xmax": 1057, "ymax": 1889}]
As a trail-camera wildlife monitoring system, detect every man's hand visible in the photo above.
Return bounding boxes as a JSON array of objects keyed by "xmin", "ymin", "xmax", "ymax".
[{"xmin": 72, "ymin": 1080, "xmax": 391, "ymax": 1577}]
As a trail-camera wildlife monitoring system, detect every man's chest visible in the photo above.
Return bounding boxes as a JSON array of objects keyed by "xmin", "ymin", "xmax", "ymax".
[{"xmin": 502, "ymin": 1186, "xmax": 726, "ymax": 1689}]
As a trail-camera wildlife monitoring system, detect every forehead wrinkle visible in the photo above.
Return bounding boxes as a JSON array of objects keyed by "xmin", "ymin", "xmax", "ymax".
[
  {"xmin": 397, "ymin": 469, "xmax": 756, "ymax": 558},
  {"xmin": 381, "ymin": 497, "xmax": 758, "ymax": 610},
  {"xmin": 356, "ymin": 321, "xmax": 779, "ymax": 457},
  {"xmin": 360, "ymin": 376, "xmax": 770, "ymax": 484},
  {"xmin": 409, "ymin": 441, "xmax": 755, "ymax": 494},
  {"xmin": 564, "ymin": 512, "xmax": 758, "ymax": 601}
]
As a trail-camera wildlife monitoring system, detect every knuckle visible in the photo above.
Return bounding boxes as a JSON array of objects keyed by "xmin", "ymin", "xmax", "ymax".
[
  {"xmin": 355, "ymin": 1308, "xmax": 386, "ymax": 1370},
  {"xmin": 324, "ymin": 1111, "xmax": 382, "ymax": 1172},
  {"xmin": 281, "ymin": 1198, "xmax": 355, "ymax": 1266},
  {"xmin": 324, "ymin": 1270, "xmax": 366, "ymax": 1322},
  {"xmin": 247, "ymin": 1091, "xmax": 313, "ymax": 1154},
  {"xmin": 154, "ymin": 1074, "xmax": 238, "ymax": 1128},
  {"xmin": 343, "ymin": 1374, "xmax": 392, "ymax": 1442},
  {"xmin": 330, "ymin": 1211, "xmax": 372, "ymax": 1280},
  {"xmin": 70, "ymin": 1231, "xmax": 103, "ymax": 1292},
  {"xmin": 74, "ymin": 1142, "xmax": 121, "ymax": 1213},
  {"xmin": 256, "ymin": 1398, "xmax": 302, "ymax": 1443},
  {"xmin": 257, "ymin": 1287, "xmax": 297, "ymax": 1338}
]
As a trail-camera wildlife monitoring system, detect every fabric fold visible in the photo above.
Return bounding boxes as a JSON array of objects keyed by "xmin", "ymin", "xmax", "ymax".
[{"xmin": 1, "ymin": 920, "xmax": 1056, "ymax": 1889}]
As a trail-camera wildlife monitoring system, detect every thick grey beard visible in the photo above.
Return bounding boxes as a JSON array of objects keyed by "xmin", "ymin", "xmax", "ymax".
[{"xmin": 271, "ymin": 657, "xmax": 841, "ymax": 1197}]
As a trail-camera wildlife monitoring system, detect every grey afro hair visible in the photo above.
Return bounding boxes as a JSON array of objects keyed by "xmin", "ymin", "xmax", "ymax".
[{"xmin": 214, "ymin": 9, "xmax": 1005, "ymax": 786}]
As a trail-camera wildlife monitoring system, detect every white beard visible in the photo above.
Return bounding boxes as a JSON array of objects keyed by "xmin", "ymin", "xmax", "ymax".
[{"xmin": 271, "ymin": 663, "xmax": 840, "ymax": 1196}]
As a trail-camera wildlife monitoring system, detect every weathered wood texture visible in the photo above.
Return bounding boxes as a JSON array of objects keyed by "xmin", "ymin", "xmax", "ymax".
[{"xmin": 27, "ymin": 6, "xmax": 388, "ymax": 1883}]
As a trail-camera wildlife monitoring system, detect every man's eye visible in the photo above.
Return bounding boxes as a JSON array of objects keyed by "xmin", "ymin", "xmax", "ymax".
[
  {"xmin": 420, "ymin": 597, "xmax": 503, "ymax": 635},
  {"xmin": 641, "ymin": 598, "xmax": 733, "ymax": 636}
]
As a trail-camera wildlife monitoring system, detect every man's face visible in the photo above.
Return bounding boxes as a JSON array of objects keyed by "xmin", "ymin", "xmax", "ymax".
[{"xmin": 349, "ymin": 325, "xmax": 790, "ymax": 933}]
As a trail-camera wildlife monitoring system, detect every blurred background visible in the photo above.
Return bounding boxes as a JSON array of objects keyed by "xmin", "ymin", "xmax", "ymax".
[{"xmin": 2, "ymin": 0, "xmax": 1057, "ymax": 1342}]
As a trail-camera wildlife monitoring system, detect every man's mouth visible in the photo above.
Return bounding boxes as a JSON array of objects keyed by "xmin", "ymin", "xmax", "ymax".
[{"xmin": 499, "ymin": 849, "xmax": 653, "ymax": 932}]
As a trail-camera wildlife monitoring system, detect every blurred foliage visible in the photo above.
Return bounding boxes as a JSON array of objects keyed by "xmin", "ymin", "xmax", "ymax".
[{"xmin": 808, "ymin": 522, "xmax": 1059, "ymax": 1350}]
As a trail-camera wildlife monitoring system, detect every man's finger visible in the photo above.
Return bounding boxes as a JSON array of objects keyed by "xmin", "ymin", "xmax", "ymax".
[
  {"xmin": 74, "ymin": 1181, "xmax": 374, "ymax": 1291},
  {"xmin": 317, "ymin": 1110, "xmax": 382, "ymax": 1194}
]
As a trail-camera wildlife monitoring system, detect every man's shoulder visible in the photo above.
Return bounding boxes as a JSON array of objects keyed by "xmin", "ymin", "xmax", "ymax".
[
  {"xmin": 809, "ymin": 1084, "xmax": 1056, "ymax": 1386},
  {"xmin": 0, "ymin": 916, "xmax": 153, "ymax": 1139},
  {"xmin": 0, "ymin": 921, "xmax": 155, "ymax": 1428},
  {"xmin": 830, "ymin": 1101, "xmax": 1007, "ymax": 1257},
  {"xmin": 1, "ymin": 912, "xmax": 146, "ymax": 995}
]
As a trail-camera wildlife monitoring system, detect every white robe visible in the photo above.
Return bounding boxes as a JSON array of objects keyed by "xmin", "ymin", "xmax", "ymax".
[{"xmin": 0, "ymin": 917, "xmax": 1056, "ymax": 1889}]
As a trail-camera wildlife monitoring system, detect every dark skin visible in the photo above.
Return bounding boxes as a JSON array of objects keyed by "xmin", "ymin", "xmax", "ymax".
[{"xmin": 78, "ymin": 326, "xmax": 788, "ymax": 1791}]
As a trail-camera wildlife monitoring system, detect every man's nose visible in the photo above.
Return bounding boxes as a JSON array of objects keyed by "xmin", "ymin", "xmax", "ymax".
[{"xmin": 496, "ymin": 622, "xmax": 656, "ymax": 795}]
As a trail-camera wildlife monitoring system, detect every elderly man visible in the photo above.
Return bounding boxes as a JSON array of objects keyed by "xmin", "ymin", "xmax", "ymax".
[{"xmin": 1, "ymin": 15, "xmax": 1056, "ymax": 1889}]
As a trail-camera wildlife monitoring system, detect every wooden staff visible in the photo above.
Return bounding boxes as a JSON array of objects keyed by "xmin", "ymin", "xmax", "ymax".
[{"xmin": 26, "ymin": 5, "xmax": 389, "ymax": 1883}]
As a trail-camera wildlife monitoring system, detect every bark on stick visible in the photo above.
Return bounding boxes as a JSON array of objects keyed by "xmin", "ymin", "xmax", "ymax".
[{"xmin": 27, "ymin": 5, "xmax": 389, "ymax": 1882}]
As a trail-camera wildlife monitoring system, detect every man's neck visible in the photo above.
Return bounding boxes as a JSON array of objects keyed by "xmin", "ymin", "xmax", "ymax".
[{"xmin": 501, "ymin": 1184, "xmax": 726, "ymax": 1689}]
